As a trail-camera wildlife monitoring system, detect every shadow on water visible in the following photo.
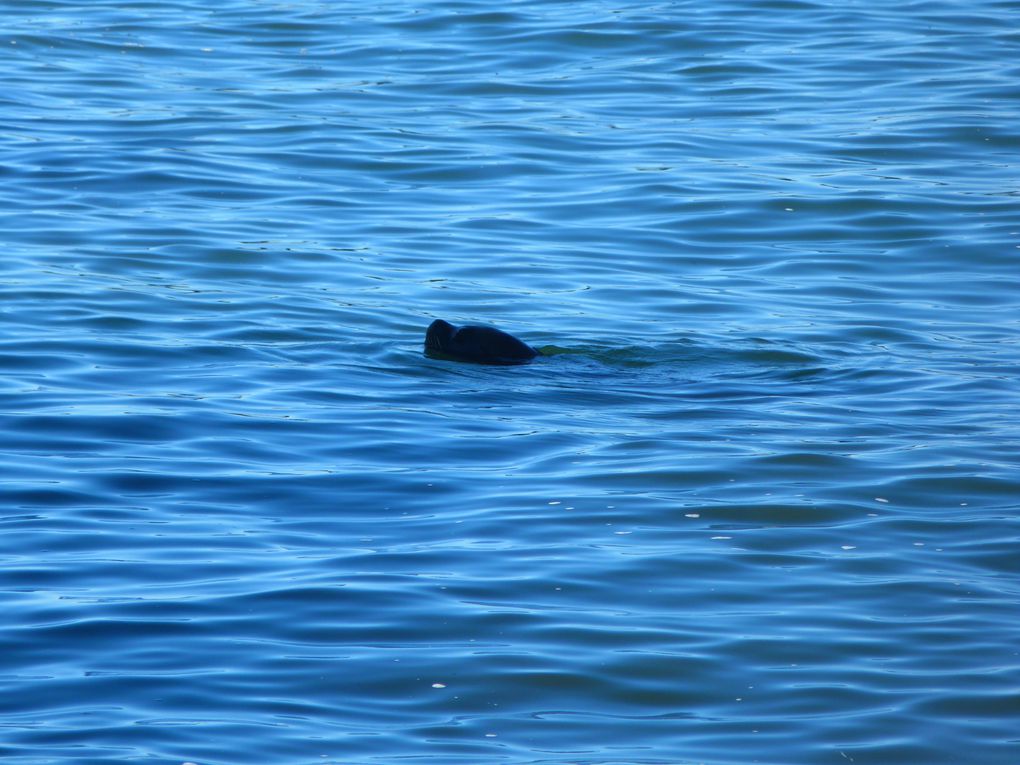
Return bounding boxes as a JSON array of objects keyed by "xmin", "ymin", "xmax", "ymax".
[
  {"xmin": 540, "ymin": 337, "xmax": 819, "ymax": 366},
  {"xmin": 397, "ymin": 335, "xmax": 842, "ymax": 410},
  {"xmin": 534, "ymin": 336, "xmax": 829, "ymax": 385}
]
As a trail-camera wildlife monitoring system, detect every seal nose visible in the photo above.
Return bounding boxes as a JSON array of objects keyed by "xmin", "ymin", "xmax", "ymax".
[
  {"xmin": 428, "ymin": 319, "xmax": 454, "ymax": 333},
  {"xmin": 425, "ymin": 319, "xmax": 456, "ymax": 351}
]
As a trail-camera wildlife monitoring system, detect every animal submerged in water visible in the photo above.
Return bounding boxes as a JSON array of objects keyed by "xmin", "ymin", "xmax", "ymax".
[{"xmin": 424, "ymin": 319, "xmax": 539, "ymax": 365}]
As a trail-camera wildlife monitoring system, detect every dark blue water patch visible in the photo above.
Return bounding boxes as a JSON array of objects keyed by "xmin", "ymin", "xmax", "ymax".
[{"xmin": 2, "ymin": 0, "xmax": 1020, "ymax": 763}]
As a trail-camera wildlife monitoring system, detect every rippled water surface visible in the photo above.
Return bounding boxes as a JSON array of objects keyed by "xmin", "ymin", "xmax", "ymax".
[{"xmin": 3, "ymin": 1, "xmax": 1020, "ymax": 763}]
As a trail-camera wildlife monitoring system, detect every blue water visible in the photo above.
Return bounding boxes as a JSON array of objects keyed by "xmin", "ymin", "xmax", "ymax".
[{"xmin": 2, "ymin": 1, "xmax": 1019, "ymax": 763}]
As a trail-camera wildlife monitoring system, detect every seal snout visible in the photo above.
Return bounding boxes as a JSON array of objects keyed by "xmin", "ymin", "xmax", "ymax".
[{"xmin": 425, "ymin": 319, "xmax": 456, "ymax": 352}]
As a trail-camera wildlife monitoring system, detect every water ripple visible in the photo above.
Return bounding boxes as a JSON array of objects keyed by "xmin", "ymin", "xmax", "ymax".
[{"xmin": 2, "ymin": 0, "xmax": 1019, "ymax": 763}]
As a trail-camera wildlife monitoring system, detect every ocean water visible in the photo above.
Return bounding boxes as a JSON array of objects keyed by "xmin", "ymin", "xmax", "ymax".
[{"xmin": 2, "ymin": 1, "xmax": 1019, "ymax": 763}]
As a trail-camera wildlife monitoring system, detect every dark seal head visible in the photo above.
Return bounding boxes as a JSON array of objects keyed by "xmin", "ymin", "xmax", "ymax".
[{"xmin": 425, "ymin": 319, "xmax": 539, "ymax": 365}]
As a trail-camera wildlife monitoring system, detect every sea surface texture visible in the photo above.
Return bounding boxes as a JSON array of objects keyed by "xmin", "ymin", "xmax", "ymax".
[{"xmin": 2, "ymin": 1, "xmax": 1019, "ymax": 764}]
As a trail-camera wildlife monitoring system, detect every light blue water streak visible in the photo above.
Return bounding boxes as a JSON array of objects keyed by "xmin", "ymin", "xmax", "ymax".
[{"xmin": 2, "ymin": 1, "xmax": 1019, "ymax": 764}]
